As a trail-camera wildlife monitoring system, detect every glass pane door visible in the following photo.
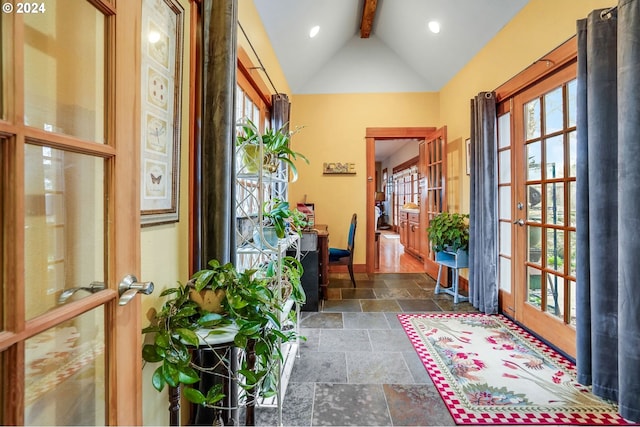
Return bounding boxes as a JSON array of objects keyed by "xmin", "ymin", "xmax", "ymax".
[
  {"xmin": 512, "ymin": 63, "xmax": 578, "ymax": 357},
  {"xmin": 1, "ymin": 1, "xmax": 144, "ymax": 424}
]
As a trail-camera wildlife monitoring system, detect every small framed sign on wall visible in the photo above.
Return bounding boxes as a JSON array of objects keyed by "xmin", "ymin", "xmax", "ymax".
[{"xmin": 323, "ymin": 162, "xmax": 356, "ymax": 174}]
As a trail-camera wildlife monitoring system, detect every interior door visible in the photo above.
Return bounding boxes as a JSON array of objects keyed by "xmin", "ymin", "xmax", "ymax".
[
  {"xmin": 0, "ymin": 1, "xmax": 143, "ymax": 425},
  {"xmin": 422, "ymin": 127, "xmax": 447, "ymax": 279},
  {"xmin": 511, "ymin": 63, "xmax": 578, "ymax": 357}
]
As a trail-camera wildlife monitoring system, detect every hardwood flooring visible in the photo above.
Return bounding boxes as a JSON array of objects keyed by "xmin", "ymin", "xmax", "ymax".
[{"xmin": 376, "ymin": 230, "xmax": 424, "ymax": 273}]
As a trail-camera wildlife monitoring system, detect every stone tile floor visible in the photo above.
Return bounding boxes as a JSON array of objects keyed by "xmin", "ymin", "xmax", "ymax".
[{"xmin": 252, "ymin": 272, "xmax": 479, "ymax": 426}]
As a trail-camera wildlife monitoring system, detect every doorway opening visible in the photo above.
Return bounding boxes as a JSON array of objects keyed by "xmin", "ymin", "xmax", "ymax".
[{"xmin": 364, "ymin": 127, "xmax": 437, "ymax": 274}]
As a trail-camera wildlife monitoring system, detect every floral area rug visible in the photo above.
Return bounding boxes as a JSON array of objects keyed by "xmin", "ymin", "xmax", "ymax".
[{"xmin": 399, "ymin": 313, "xmax": 634, "ymax": 425}]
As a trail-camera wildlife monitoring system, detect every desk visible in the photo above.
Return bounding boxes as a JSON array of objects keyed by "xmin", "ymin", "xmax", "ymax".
[
  {"xmin": 298, "ymin": 231, "xmax": 319, "ymax": 311},
  {"xmin": 315, "ymin": 226, "xmax": 329, "ymax": 301}
]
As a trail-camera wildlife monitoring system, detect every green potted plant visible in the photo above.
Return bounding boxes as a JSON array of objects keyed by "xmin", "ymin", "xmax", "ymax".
[
  {"xmin": 289, "ymin": 207, "xmax": 310, "ymax": 235},
  {"xmin": 265, "ymin": 255, "xmax": 306, "ymax": 304},
  {"xmin": 141, "ymin": 259, "xmax": 304, "ymax": 409},
  {"xmin": 254, "ymin": 198, "xmax": 293, "ymax": 248},
  {"xmin": 236, "ymin": 118, "xmax": 308, "ymax": 181},
  {"xmin": 427, "ymin": 212, "xmax": 470, "ymax": 253}
]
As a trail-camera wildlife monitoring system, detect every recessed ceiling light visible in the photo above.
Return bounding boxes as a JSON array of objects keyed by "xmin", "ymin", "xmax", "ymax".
[
  {"xmin": 309, "ymin": 25, "xmax": 320, "ymax": 38},
  {"xmin": 428, "ymin": 21, "xmax": 441, "ymax": 34}
]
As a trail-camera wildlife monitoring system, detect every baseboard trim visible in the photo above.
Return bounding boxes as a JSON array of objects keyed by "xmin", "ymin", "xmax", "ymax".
[{"xmin": 328, "ymin": 263, "xmax": 366, "ymax": 273}]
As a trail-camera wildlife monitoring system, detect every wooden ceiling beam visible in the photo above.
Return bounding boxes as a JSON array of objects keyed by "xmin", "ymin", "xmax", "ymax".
[{"xmin": 360, "ymin": 0, "xmax": 378, "ymax": 38}]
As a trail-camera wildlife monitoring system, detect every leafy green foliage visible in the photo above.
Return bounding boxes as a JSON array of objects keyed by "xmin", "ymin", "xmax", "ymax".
[
  {"xmin": 266, "ymin": 256, "xmax": 306, "ymax": 305},
  {"xmin": 236, "ymin": 118, "xmax": 309, "ymax": 182},
  {"xmin": 289, "ymin": 208, "xmax": 310, "ymax": 234},
  {"xmin": 427, "ymin": 212, "xmax": 470, "ymax": 252},
  {"xmin": 141, "ymin": 257, "xmax": 306, "ymax": 409},
  {"xmin": 262, "ymin": 198, "xmax": 292, "ymax": 238}
]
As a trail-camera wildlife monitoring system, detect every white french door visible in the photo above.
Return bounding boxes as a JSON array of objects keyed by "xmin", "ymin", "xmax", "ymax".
[{"xmin": 1, "ymin": 1, "xmax": 143, "ymax": 424}]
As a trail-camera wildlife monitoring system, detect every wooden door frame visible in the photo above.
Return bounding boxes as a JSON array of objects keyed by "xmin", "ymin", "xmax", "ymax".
[
  {"xmin": 365, "ymin": 127, "xmax": 435, "ymax": 273},
  {"xmin": 495, "ymin": 36, "xmax": 577, "ymax": 358},
  {"xmin": 420, "ymin": 127, "xmax": 448, "ymax": 280},
  {"xmin": 112, "ymin": 0, "xmax": 143, "ymax": 424}
]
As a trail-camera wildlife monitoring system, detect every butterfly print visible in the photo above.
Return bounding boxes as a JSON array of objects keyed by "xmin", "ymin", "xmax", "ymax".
[{"xmin": 150, "ymin": 173, "xmax": 162, "ymax": 184}]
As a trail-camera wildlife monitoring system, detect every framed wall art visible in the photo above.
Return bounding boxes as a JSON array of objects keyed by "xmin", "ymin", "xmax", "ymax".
[
  {"xmin": 465, "ymin": 138, "xmax": 471, "ymax": 175},
  {"xmin": 140, "ymin": 0, "xmax": 184, "ymax": 226}
]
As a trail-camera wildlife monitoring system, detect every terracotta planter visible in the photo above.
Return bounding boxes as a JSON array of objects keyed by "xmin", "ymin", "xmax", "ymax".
[{"xmin": 188, "ymin": 287, "xmax": 226, "ymax": 313}]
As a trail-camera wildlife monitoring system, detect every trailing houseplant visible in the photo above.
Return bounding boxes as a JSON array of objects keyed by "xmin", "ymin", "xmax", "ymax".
[
  {"xmin": 265, "ymin": 255, "xmax": 306, "ymax": 304},
  {"xmin": 141, "ymin": 259, "xmax": 305, "ymax": 408},
  {"xmin": 427, "ymin": 212, "xmax": 470, "ymax": 253},
  {"xmin": 236, "ymin": 118, "xmax": 308, "ymax": 181}
]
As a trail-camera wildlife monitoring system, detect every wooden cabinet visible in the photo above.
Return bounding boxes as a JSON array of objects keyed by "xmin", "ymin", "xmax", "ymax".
[
  {"xmin": 399, "ymin": 209, "xmax": 421, "ymax": 260},
  {"xmin": 399, "ymin": 211, "xmax": 408, "ymax": 246},
  {"xmin": 407, "ymin": 212, "xmax": 420, "ymax": 256}
]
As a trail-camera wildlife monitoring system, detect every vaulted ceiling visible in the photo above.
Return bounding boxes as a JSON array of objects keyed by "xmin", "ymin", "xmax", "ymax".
[{"xmin": 253, "ymin": 0, "xmax": 530, "ymax": 95}]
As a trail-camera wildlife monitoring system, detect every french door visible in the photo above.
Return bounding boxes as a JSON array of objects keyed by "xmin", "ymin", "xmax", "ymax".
[
  {"xmin": 1, "ymin": 1, "xmax": 143, "ymax": 424},
  {"xmin": 500, "ymin": 62, "xmax": 578, "ymax": 357},
  {"xmin": 421, "ymin": 127, "xmax": 447, "ymax": 279}
]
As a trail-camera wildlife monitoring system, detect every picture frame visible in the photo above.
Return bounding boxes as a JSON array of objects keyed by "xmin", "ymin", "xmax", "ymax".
[
  {"xmin": 465, "ymin": 138, "xmax": 471, "ymax": 175},
  {"xmin": 140, "ymin": 0, "xmax": 184, "ymax": 226}
]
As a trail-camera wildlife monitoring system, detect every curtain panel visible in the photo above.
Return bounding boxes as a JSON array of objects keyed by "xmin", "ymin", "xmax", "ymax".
[
  {"xmin": 469, "ymin": 92, "xmax": 499, "ymax": 314},
  {"xmin": 271, "ymin": 93, "xmax": 291, "ymax": 197},
  {"xmin": 271, "ymin": 93, "xmax": 291, "ymax": 131},
  {"xmin": 576, "ymin": 0, "xmax": 640, "ymax": 422}
]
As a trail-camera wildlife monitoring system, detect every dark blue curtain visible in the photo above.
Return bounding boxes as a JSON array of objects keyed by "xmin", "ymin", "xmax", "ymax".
[
  {"xmin": 469, "ymin": 92, "xmax": 499, "ymax": 314},
  {"xmin": 576, "ymin": 0, "xmax": 640, "ymax": 422}
]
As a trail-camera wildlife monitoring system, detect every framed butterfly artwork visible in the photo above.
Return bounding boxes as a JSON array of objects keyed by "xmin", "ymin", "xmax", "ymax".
[{"xmin": 140, "ymin": 0, "xmax": 184, "ymax": 225}]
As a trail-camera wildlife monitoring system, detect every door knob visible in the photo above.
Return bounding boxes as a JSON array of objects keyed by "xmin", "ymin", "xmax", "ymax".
[
  {"xmin": 118, "ymin": 274, "xmax": 154, "ymax": 306},
  {"xmin": 513, "ymin": 219, "xmax": 525, "ymax": 226}
]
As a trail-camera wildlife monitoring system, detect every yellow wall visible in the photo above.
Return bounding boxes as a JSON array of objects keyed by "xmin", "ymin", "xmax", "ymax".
[
  {"xmin": 289, "ymin": 93, "xmax": 440, "ymax": 263},
  {"xmin": 141, "ymin": 0, "xmax": 191, "ymax": 425},
  {"xmin": 238, "ymin": 0, "xmax": 291, "ymax": 97},
  {"xmin": 440, "ymin": 0, "xmax": 616, "ymax": 213}
]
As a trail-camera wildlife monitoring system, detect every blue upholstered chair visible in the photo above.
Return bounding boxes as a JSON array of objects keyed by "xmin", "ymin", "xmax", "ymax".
[{"xmin": 329, "ymin": 213, "xmax": 357, "ymax": 287}]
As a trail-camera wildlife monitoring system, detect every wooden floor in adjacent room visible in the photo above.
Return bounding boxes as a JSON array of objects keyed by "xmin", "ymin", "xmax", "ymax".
[{"xmin": 376, "ymin": 230, "xmax": 425, "ymax": 273}]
